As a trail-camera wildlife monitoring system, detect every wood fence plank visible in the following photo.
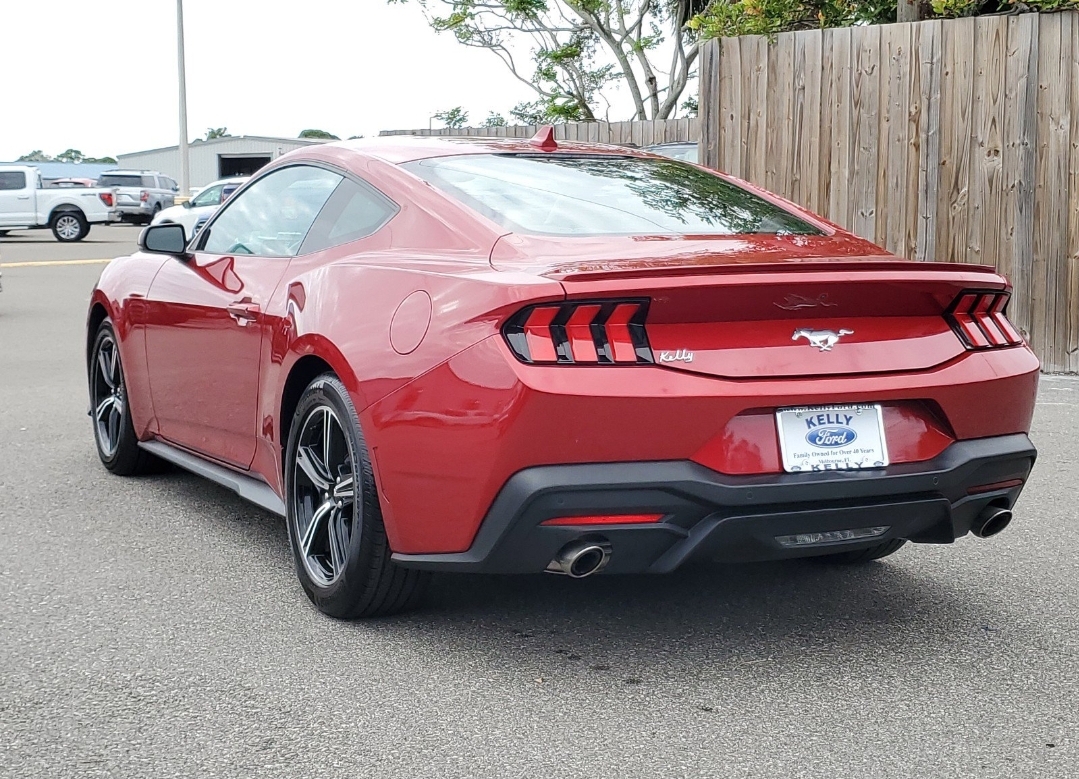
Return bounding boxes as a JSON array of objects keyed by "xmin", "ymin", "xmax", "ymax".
[
  {"xmin": 829, "ymin": 26, "xmax": 853, "ymax": 230},
  {"xmin": 746, "ymin": 35, "xmax": 769, "ymax": 186},
  {"xmin": 717, "ymin": 38, "xmax": 737, "ymax": 173},
  {"xmin": 817, "ymin": 28, "xmax": 834, "ymax": 216},
  {"xmin": 1033, "ymin": 12, "xmax": 1069, "ymax": 369},
  {"xmin": 851, "ymin": 24, "xmax": 881, "ymax": 243},
  {"xmin": 968, "ymin": 16, "xmax": 1008, "ymax": 270},
  {"xmin": 937, "ymin": 17, "xmax": 976, "ymax": 264},
  {"xmin": 1069, "ymin": 16, "xmax": 1079, "ymax": 372},
  {"xmin": 880, "ymin": 22, "xmax": 912, "ymax": 256},
  {"xmin": 916, "ymin": 19, "xmax": 942, "ymax": 262},
  {"xmin": 902, "ymin": 21, "xmax": 923, "ymax": 259},
  {"xmin": 800, "ymin": 29, "xmax": 823, "ymax": 213}
]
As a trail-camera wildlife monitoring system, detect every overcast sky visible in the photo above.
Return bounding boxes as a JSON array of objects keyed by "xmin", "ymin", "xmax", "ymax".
[{"xmin": 0, "ymin": 0, "xmax": 547, "ymax": 160}]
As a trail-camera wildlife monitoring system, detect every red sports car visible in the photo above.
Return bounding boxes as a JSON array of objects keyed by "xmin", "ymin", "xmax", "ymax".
[{"xmin": 87, "ymin": 131, "xmax": 1039, "ymax": 618}]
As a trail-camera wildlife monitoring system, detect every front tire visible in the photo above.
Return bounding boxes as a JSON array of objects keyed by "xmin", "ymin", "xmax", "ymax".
[
  {"xmin": 285, "ymin": 374, "xmax": 429, "ymax": 618},
  {"xmin": 52, "ymin": 210, "xmax": 89, "ymax": 242},
  {"xmin": 89, "ymin": 320, "xmax": 154, "ymax": 475}
]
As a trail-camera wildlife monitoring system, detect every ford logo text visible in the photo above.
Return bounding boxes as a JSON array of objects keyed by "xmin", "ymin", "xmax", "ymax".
[{"xmin": 805, "ymin": 426, "xmax": 857, "ymax": 448}]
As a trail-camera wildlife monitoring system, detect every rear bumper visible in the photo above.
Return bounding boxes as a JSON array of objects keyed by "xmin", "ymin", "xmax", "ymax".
[{"xmin": 391, "ymin": 434, "xmax": 1036, "ymax": 574}]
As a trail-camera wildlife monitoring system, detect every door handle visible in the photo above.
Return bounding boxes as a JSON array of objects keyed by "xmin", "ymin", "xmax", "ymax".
[
  {"xmin": 226, "ymin": 300, "xmax": 261, "ymax": 326},
  {"xmin": 16, "ymin": 195, "xmax": 30, "ymax": 200}
]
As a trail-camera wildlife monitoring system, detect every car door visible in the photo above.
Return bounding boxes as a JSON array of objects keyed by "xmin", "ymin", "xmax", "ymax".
[
  {"xmin": 0, "ymin": 170, "xmax": 34, "ymax": 226},
  {"xmin": 142, "ymin": 164, "xmax": 343, "ymax": 468}
]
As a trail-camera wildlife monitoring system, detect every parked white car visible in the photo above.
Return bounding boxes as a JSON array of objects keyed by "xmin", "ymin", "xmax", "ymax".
[
  {"xmin": 151, "ymin": 176, "xmax": 248, "ymax": 237},
  {"xmin": 0, "ymin": 165, "xmax": 120, "ymax": 241}
]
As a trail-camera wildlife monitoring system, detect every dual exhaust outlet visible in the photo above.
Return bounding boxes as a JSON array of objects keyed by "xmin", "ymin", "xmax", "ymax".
[
  {"xmin": 544, "ymin": 505, "xmax": 1013, "ymax": 577},
  {"xmin": 546, "ymin": 539, "xmax": 612, "ymax": 578}
]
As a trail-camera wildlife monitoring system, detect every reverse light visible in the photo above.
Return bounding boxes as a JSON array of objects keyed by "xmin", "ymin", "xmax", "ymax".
[
  {"xmin": 98, "ymin": 192, "xmax": 113, "ymax": 207},
  {"xmin": 775, "ymin": 526, "xmax": 889, "ymax": 547},
  {"xmin": 945, "ymin": 290, "xmax": 1024, "ymax": 349},
  {"xmin": 541, "ymin": 513, "xmax": 664, "ymax": 526},
  {"xmin": 503, "ymin": 300, "xmax": 653, "ymax": 365}
]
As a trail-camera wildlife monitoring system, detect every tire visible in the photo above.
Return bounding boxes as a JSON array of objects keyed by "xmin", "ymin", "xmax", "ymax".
[
  {"xmin": 89, "ymin": 320, "xmax": 155, "ymax": 475},
  {"xmin": 285, "ymin": 373, "xmax": 429, "ymax": 618},
  {"xmin": 813, "ymin": 539, "xmax": 906, "ymax": 564},
  {"xmin": 51, "ymin": 210, "xmax": 89, "ymax": 242},
  {"xmin": 0, "ymin": 230, "xmax": 9, "ymax": 237}
]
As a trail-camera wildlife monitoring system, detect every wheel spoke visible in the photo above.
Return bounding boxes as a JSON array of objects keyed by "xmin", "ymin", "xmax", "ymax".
[
  {"xmin": 295, "ymin": 445, "xmax": 332, "ymax": 491},
  {"xmin": 327, "ymin": 509, "xmax": 346, "ymax": 574},
  {"xmin": 301, "ymin": 499, "xmax": 335, "ymax": 556},
  {"xmin": 333, "ymin": 474, "xmax": 355, "ymax": 506},
  {"xmin": 322, "ymin": 407, "xmax": 333, "ymax": 474},
  {"xmin": 109, "ymin": 344, "xmax": 119, "ymax": 386},
  {"xmin": 98, "ymin": 348, "xmax": 115, "ymax": 389},
  {"xmin": 95, "ymin": 395, "xmax": 115, "ymax": 421},
  {"xmin": 107, "ymin": 406, "xmax": 121, "ymax": 447}
]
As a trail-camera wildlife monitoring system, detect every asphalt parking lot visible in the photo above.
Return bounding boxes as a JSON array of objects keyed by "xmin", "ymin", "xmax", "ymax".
[{"xmin": 1, "ymin": 236, "xmax": 1077, "ymax": 778}]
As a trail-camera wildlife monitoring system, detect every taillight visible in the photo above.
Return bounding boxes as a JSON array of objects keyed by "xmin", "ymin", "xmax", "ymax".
[
  {"xmin": 945, "ymin": 290, "xmax": 1024, "ymax": 349},
  {"xmin": 503, "ymin": 300, "xmax": 654, "ymax": 365},
  {"xmin": 98, "ymin": 192, "xmax": 113, "ymax": 207},
  {"xmin": 140, "ymin": 190, "xmax": 149, "ymax": 202}
]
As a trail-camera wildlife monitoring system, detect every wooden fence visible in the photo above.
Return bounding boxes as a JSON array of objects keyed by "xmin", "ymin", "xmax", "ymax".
[
  {"xmin": 380, "ymin": 118, "xmax": 700, "ymax": 146},
  {"xmin": 699, "ymin": 12, "xmax": 1079, "ymax": 372}
]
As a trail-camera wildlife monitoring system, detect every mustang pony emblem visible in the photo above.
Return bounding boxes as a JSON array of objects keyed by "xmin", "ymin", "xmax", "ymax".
[
  {"xmin": 775, "ymin": 293, "xmax": 838, "ymax": 311},
  {"xmin": 792, "ymin": 328, "xmax": 854, "ymax": 352}
]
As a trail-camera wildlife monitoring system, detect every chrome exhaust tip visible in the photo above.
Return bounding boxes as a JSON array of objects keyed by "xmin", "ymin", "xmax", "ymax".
[
  {"xmin": 971, "ymin": 506, "xmax": 1013, "ymax": 539},
  {"xmin": 546, "ymin": 540, "xmax": 612, "ymax": 578}
]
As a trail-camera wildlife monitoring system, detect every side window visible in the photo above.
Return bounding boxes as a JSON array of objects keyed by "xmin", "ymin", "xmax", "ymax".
[
  {"xmin": 199, "ymin": 165, "xmax": 342, "ymax": 257},
  {"xmin": 142, "ymin": 175, "xmax": 157, "ymax": 188},
  {"xmin": 190, "ymin": 184, "xmax": 224, "ymax": 207},
  {"xmin": 299, "ymin": 177, "xmax": 398, "ymax": 254},
  {"xmin": 0, "ymin": 171, "xmax": 27, "ymax": 190}
]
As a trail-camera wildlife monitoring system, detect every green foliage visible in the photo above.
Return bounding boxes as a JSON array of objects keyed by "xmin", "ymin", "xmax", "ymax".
[
  {"xmin": 1017, "ymin": 0, "xmax": 1079, "ymax": 9},
  {"xmin": 483, "ymin": 112, "xmax": 508, "ymax": 127},
  {"xmin": 298, "ymin": 129, "xmax": 340, "ymax": 139},
  {"xmin": 929, "ymin": 0, "xmax": 982, "ymax": 16},
  {"xmin": 681, "ymin": 95, "xmax": 699, "ymax": 117},
  {"xmin": 434, "ymin": 106, "xmax": 470, "ymax": 128},
  {"xmin": 204, "ymin": 127, "xmax": 231, "ymax": 140},
  {"xmin": 691, "ymin": 0, "xmax": 896, "ymax": 39},
  {"xmin": 16, "ymin": 149, "xmax": 116, "ymax": 164}
]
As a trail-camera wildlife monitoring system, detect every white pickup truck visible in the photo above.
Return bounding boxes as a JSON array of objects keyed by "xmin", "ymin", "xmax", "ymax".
[{"xmin": 0, "ymin": 165, "xmax": 121, "ymax": 242}]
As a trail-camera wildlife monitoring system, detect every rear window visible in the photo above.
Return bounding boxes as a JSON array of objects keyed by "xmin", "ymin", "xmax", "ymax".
[
  {"xmin": 0, "ymin": 171, "xmax": 27, "ymax": 190},
  {"xmin": 403, "ymin": 154, "xmax": 821, "ymax": 237},
  {"xmin": 98, "ymin": 174, "xmax": 144, "ymax": 188}
]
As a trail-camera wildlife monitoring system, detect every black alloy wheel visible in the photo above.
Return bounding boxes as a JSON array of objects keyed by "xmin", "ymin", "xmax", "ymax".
[
  {"xmin": 89, "ymin": 321, "xmax": 153, "ymax": 475},
  {"xmin": 286, "ymin": 374, "xmax": 429, "ymax": 618},
  {"xmin": 292, "ymin": 403, "xmax": 356, "ymax": 587}
]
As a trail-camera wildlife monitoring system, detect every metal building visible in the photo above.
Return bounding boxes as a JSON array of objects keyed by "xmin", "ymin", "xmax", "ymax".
[{"xmin": 116, "ymin": 135, "xmax": 327, "ymax": 192}]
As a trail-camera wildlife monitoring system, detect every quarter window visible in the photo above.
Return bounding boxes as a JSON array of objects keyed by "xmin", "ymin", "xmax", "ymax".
[
  {"xmin": 300, "ymin": 177, "xmax": 397, "ymax": 254},
  {"xmin": 190, "ymin": 184, "xmax": 224, "ymax": 207},
  {"xmin": 0, "ymin": 171, "xmax": 27, "ymax": 190},
  {"xmin": 199, "ymin": 165, "xmax": 342, "ymax": 257}
]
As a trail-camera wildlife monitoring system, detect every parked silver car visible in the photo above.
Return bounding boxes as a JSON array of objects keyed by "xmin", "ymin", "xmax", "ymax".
[{"xmin": 96, "ymin": 170, "xmax": 178, "ymax": 225}]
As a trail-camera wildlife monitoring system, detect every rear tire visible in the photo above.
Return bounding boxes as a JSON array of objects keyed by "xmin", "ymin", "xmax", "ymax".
[
  {"xmin": 285, "ymin": 373, "xmax": 429, "ymax": 618},
  {"xmin": 52, "ymin": 210, "xmax": 89, "ymax": 242},
  {"xmin": 89, "ymin": 320, "xmax": 155, "ymax": 475},
  {"xmin": 814, "ymin": 539, "xmax": 906, "ymax": 564}
]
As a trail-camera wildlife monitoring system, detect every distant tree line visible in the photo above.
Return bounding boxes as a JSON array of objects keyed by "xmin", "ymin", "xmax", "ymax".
[{"xmin": 17, "ymin": 149, "xmax": 117, "ymax": 164}]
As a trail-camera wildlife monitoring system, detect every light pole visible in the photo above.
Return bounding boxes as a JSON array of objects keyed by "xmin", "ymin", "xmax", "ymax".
[{"xmin": 176, "ymin": 0, "xmax": 190, "ymax": 196}]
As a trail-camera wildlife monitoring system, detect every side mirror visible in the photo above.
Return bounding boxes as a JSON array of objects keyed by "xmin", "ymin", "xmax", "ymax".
[
  {"xmin": 139, "ymin": 223, "xmax": 189, "ymax": 258},
  {"xmin": 182, "ymin": 199, "xmax": 192, "ymax": 208}
]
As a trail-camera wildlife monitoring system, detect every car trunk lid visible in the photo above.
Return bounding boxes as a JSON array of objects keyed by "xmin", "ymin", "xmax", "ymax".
[{"xmin": 492, "ymin": 234, "xmax": 1008, "ymax": 378}]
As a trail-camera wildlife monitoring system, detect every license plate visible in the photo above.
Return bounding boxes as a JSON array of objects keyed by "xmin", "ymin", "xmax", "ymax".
[{"xmin": 776, "ymin": 404, "xmax": 889, "ymax": 473}]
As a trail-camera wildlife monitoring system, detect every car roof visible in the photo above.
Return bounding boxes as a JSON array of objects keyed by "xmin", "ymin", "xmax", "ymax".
[
  {"xmin": 101, "ymin": 170, "xmax": 163, "ymax": 175},
  {"xmin": 329, "ymin": 135, "xmax": 657, "ymax": 165}
]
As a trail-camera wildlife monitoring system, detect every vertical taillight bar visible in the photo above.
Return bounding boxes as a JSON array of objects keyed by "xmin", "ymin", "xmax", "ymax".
[
  {"xmin": 945, "ymin": 290, "xmax": 1023, "ymax": 349},
  {"xmin": 503, "ymin": 300, "xmax": 653, "ymax": 365}
]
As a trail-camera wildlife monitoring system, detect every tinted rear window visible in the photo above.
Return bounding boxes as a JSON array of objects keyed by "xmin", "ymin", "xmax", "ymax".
[
  {"xmin": 403, "ymin": 154, "xmax": 821, "ymax": 237},
  {"xmin": 0, "ymin": 171, "xmax": 27, "ymax": 190},
  {"xmin": 98, "ymin": 174, "xmax": 144, "ymax": 188}
]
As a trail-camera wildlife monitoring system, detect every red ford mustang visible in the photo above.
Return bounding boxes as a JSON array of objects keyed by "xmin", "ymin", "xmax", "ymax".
[{"xmin": 86, "ymin": 132, "xmax": 1039, "ymax": 618}]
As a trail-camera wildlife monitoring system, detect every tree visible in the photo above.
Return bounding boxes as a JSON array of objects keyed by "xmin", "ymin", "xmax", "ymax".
[
  {"xmin": 483, "ymin": 111, "xmax": 508, "ymax": 127},
  {"xmin": 394, "ymin": 0, "xmax": 707, "ymax": 122},
  {"xmin": 16, "ymin": 149, "xmax": 116, "ymax": 164},
  {"xmin": 204, "ymin": 127, "xmax": 231, "ymax": 140},
  {"xmin": 433, "ymin": 106, "xmax": 469, "ymax": 128},
  {"xmin": 299, "ymin": 129, "xmax": 340, "ymax": 139}
]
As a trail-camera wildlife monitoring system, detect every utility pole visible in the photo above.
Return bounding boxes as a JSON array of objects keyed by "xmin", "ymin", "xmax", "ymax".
[{"xmin": 176, "ymin": 0, "xmax": 191, "ymax": 196}]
